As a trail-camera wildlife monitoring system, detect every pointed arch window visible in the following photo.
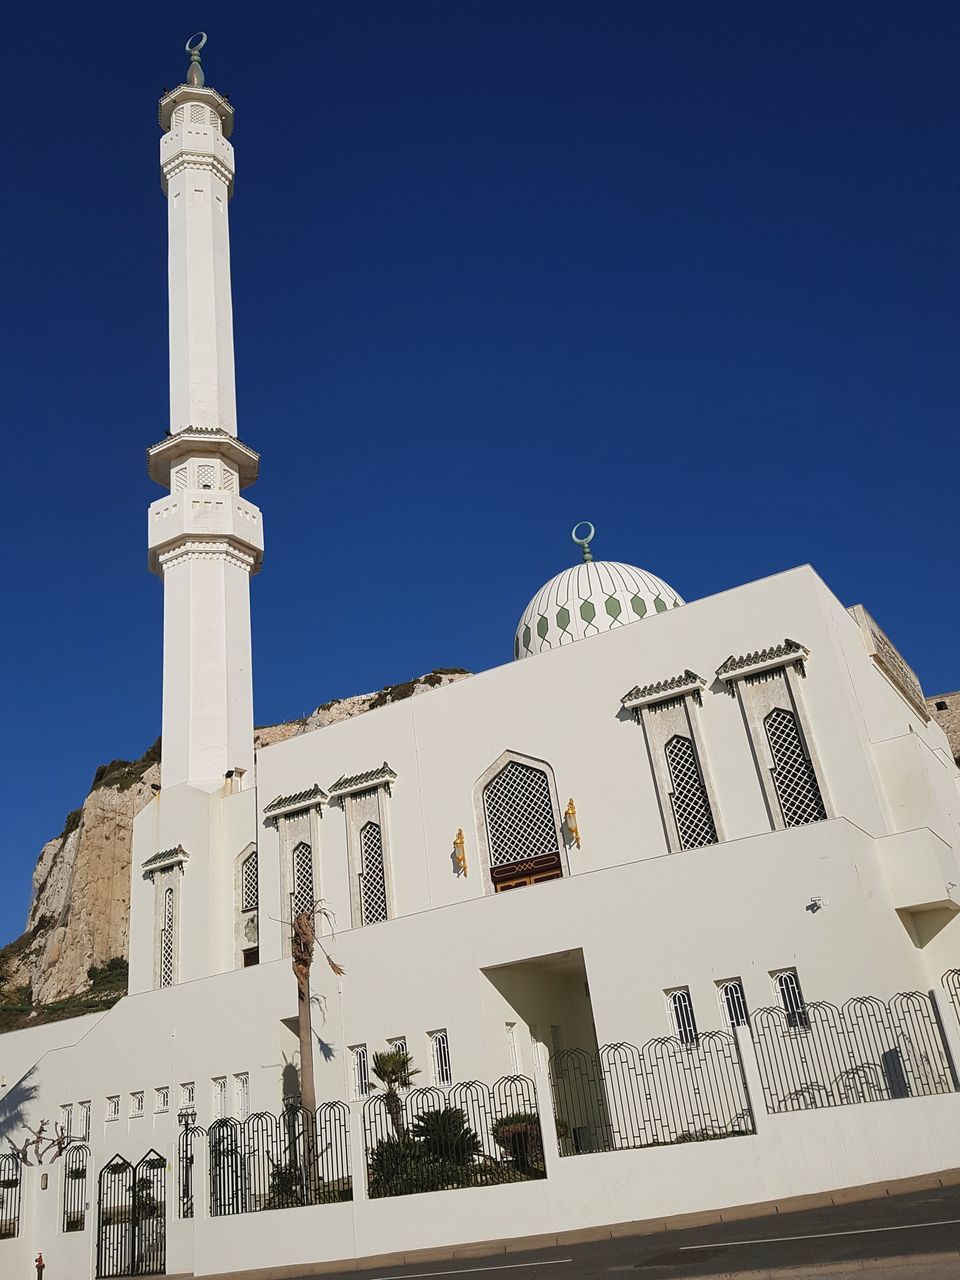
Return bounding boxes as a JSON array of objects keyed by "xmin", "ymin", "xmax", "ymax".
[
  {"xmin": 240, "ymin": 852, "xmax": 258, "ymax": 911},
  {"xmin": 481, "ymin": 759, "xmax": 563, "ymax": 892},
  {"xmin": 764, "ymin": 708, "xmax": 827, "ymax": 827},
  {"xmin": 664, "ymin": 734, "xmax": 718, "ymax": 850},
  {"xmin": 291, "ymin": 842, "xmax": 315, "ymax": 920},
  {"xmin": 236, "ymin": 847, "xmax": 259, "ymax": 969},
  {"xmin": 159, "ymin": 888, "xmax": 175, "ymax": 988},
  {"xmin": 359, "ymin": 822, "xmax": 388, "ymax": 925},
  {"xmin": 668, "ymin": 988, "xmax": 699, "ymax": 1046}
]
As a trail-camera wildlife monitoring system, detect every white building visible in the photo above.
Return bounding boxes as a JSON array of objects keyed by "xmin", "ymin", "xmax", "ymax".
[{"xmin": 2, "ymin": 38, "xmax": 960, "ymax": 1280}]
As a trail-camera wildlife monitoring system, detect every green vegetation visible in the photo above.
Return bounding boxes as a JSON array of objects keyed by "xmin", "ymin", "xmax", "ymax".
[
  {"xmin": 0, "ymin": 953, "xmax": 127, "ymax": 1033},
  {"xmin": 91, "ymin": 737, "xmax": 161, "ymax": 792},
  {"xmin": 368, "ymin": 669, "xmax": 470, "ymax": 711}
]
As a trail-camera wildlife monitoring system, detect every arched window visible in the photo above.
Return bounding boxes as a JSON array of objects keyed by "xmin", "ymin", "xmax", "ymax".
[
  {"xmin": 719, "ymin": 979, "xmax": 749, "ymax": 1028},
  {"xmin": 240, "ymin": 852, "xmax": 258, "ymax": 912},
  {"xmin": 291, "ymin": 842, "xmax": 314, "ymax": 919},
  {"xmin": 775, "ymin": 969, "xmax": 809, "ymax": 1029},
  {"xmin": 764, "ymin": 707, "xmax": 827, "ymax": 827},
  {"xmin": 359, "ymin": 822, "xmax": 388, "ymax": 925},
  {"xmin": 669, "ymin": 988, "xmax": 698, "ymax": 1046},
  {"xmin": 664, "ymin": 735, "xmax": 718, "ymax": 849},
  {"xmin": 160, "ymin": 888, "xmax": 175, "ymax": 988},
  {"xmin": 482, "ymin": 760, "xmax": 562, "ymax": 892}
]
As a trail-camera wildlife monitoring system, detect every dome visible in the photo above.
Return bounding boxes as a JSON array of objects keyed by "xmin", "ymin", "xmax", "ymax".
[{"xmin": 514, "ymin": 525, "xmax": 683, "ymax": 660}]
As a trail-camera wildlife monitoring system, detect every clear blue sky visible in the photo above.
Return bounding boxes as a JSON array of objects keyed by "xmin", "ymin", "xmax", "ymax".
[{"xmin": 0, "ymin": 2, "xmax": 956, "ymax": 949}]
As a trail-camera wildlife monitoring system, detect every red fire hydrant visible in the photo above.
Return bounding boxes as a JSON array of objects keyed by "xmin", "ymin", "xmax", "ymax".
[{"xmin": 36, "ymin": 1254, "xmax": 45, "ymax": 1280}]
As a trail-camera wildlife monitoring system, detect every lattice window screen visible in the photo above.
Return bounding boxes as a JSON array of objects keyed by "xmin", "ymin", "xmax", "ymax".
[
  {"xmin": 221, "ymin": 468, "xmax": 236, "ymax": 492},
  {"xmin": 664, "ymin": 735, "xmax": 718, "ymax": 849},
  {"xmin": 359, "ymin": 822, "xmax": 388, "ymax": 925},
  {"xmin": 240, "ymin": 853, "xmax": 258, "ymax": 912},
  {"xmin": 291, "ymin": 843, "xmax": 314, "ymax": 918},
  {"xmin": 196, "ymin": 463, "xmax": 216, "ymax": 489},
  {"xmin": 764, "ymin": 708, "xmax": 826, "ymax": 827},
  {"xmin": 209, "ymin": 108, "xmax": 220, "ymax": 127},
  {"xmin": 483, "ymin": 762, "xmax": 558, "ymax": 867},
  {"xmin": 173, "ymin": 466, "xmax": 188, "ymax": 492},
  {"xmin": 159, "ymin": 887, "xmax": 175, "ymax": 988},
  {"xmin": 190, "ymin": 103, "xmax": 205, "ymax": 124}
]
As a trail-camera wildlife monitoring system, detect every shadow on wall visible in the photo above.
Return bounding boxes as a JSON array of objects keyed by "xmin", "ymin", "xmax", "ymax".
[{"xmin": 0, "ymin": 1066, "xmax": 37, "ymax": 1147}]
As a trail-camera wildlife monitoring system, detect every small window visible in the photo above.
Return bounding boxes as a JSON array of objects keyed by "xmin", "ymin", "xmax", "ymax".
[
  {"xmin": 59, "ymin": 1104, "xmax": 72, "ymax": 1136},
  {"xmin": 774, "ymin": 968, "xmax": 809, "ymax": 1029},
  {"xmin": 154, "ymin": 1087, "xmax": 169, "ymax": 1114},
  {"xmin": 505, "ymin": 1022, "xmax": 521, "ymax": 1075},
  {"xmin": 240, "ymin": 851, "xmax": 258, "ymax": 912},
  {"xmin": 665, "ymin": 735, "xmax": 718, "ymax": 849},
  {"xmin": 242, "ymin": 946, "xmax": 259, "ymax": 968},
  {"xmin": 77, "ymin": 1101, "xmax": 91, "ymax": 1141},
  {"xmin": 718, "ymin": 978, "xmax": 749, "ymax": 1028},
  {"xmin": 387, "ymin": 1035, "xmax": 407, "ymax": 1055},
  {"xmin": 350, "ymin": 1045, "xmax": 369, "ymax": 1100},
  {"xmin": 159, "ymin": 886, "xmax": 175, "ymax": 988},
  {"xmin": 212, "ymin": 1076, "xmax": 227, "ymax": 1119},
  {"xmin": 130, "ymin": 1091, "xmax": 144, "ymax": 1118},
  {"xmin": 935, "ymin": 700, "xmax": 948, "ymax": 711},
  {"xmin": 291, "ymin": 842, "xmax": 315, "ymax": 920},
  {"xmin": 429, "ymin": 1029, "xmax": 452, "ymax": 1086},
  {"xmin": 106, "ymin": 1095, "xmax": 120, "ymax": 1122},
  {"xmin": 667, "ymin": 988, "xmax": 699, "ymax": 1046},
  {"xmin": 234, "ymin": 1073, "xmax": 250, "ymax": 1122},
  {"xmin": 180, "ymin": 1082, "xmax": 195, "ymax": 1107},
  {"xmin": 359, "ymin": 822, "xmax": 388, "ymax": 924}
]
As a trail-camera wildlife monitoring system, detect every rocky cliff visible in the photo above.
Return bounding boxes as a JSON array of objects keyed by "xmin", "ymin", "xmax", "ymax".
[{"xmin": 0, "ymin": 670, "xmax": 469, "ymax": 1022}]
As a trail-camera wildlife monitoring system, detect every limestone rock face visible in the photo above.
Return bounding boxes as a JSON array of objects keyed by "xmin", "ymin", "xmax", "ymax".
[{"xmin": 2, "ymin": 670, "xmax": 470, "ymax": 1006}]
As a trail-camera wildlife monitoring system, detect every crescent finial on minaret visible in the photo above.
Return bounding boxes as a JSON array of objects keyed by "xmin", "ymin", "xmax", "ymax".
[{"xmin": 185, "ymin": 32, "xmax": 207, "ymax": 87}]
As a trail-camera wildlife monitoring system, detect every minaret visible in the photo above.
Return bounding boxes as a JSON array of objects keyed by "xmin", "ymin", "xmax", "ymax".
[{"xmin": 148, "ymin": 35, "xmax": 263, "ymax": 791}]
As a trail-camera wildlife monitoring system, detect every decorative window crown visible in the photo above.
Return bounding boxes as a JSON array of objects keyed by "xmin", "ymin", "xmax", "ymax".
[
  {"xmin": 621, "ymin": 670, "xmax": 706, "ymax": 710},
  {"xmin": 716, "ymin": 639, "xmax": 808, "ymax": 686},
  {"xmin": 328, "ymin": 762, "xmax": 397, "ymax": 801},
  {"xmin": 263, "ymin": 783, "xmax": 328, "ymax": 818},
  {"xmin": 142, "ymin": 844, "xmax": 189, "ymax": 877}
]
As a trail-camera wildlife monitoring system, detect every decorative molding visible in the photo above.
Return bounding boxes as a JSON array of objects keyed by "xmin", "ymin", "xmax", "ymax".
[
  {"xmin": 142, "ymin": 845, "xmax": 189, "ymax": 877},
  {"xmin": 263, "ymin": 783, "xmax": 328, "ymax": 818},
  {"xmin": 716, "ymin": 639, "xmax": 808, "ymax": 686},
  {"xmin": 848, "ymin": 605, "xmax": 928, "ymax": 721},
  {"xmin": 159, "ymin": 83, "xmax": 235, "ymax": 137},
  {"xmin": 621, "ymin": 670, "xmax": 706, "ymax": 710},
  {"xmin": 328, "ymin": 762, "xmax": 397, "ymax": 801},
  {"xmin": 161, "ymin": 152, "xmax": 235, "ymax": 189},
  {"xmin": 157, "ymin": 540, "xmax": 256, "ymax": 573},
  {"xmin": 146, "ymin": 428, "xmax": 260, "ymax": 490}
]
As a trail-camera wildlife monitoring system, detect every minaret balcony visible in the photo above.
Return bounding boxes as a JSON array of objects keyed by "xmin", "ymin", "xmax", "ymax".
[{"xmin": 148, "ymin": 490, "xmax": 263, "ymax": 575}]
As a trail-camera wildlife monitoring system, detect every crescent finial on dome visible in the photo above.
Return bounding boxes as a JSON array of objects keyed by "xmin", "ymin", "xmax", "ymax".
[{"xmin": 571, "ymin": 521, "xmax": 595, "ymax": 563}]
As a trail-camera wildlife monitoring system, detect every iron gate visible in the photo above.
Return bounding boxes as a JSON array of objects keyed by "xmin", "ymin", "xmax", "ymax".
[
  {"xmin": 96, "ymin": 1150, "xmax": 166, "ymax": 1278},
  {"xmin": 0, "ymin": 1153, "xmax": 22, "ymax": 1239}
]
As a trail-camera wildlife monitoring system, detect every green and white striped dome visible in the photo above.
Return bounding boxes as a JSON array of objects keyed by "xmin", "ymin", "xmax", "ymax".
[{"xmin": 514, "ymin": 531, "xmax": 683, "ymax": 660}]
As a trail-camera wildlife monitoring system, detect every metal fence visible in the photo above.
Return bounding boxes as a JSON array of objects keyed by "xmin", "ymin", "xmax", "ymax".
[
  {"xmin": 751, "ymin": 993, "xmax": 955, "ymax": 1113},
  {"xmin": 178, "ymin": 1122, "xmax": 206, "ymax": 1219},
  {"xmin": 62, "ymin": 1142, "xmax": 90, "ymax": 1232},
  {"xmin": 363, "ymin": 1075, "xmax": 546, "ymax": 1198},
  {"xmin": 208, "ymin": 1103, "xmax": 351, "ymax": 1216},
  {"xmin": 96, "ymin": 1150, "xmax": 166, "ymax": 1279},
  {"xmin": 943, "ymin": 970, "xmax": 960, "ymax": 1031},
  {"xmin": 0, "ymin": 1153, "xmax": 21, "ymax": 1239},
  {"xmin": 549, "ymin": 1033, "xmax": 754, "ymax": 1156}
]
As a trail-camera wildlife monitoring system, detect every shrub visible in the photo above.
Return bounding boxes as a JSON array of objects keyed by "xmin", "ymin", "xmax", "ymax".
[{"xmin": 491, "ymin": 1111, "xmax": 545, "ymax": 1176}]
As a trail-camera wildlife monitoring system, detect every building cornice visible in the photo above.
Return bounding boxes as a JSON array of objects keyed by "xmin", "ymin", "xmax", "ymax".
[
  {"xmin": 263, "ymin": 784, "xmax": 328, "ymax": 819},
  {"xmin": 716, "ymin": 638, "xmax": 809, "ymax": 686},
  {"xmin": 621, "ymin": 670, "xmax": 706, "ymax": 711},
  {"xmin": 328, "ymin": 762, "xmax": 397, "ymax": 800},
  {"xmin": 161, "ymin": 151, "xmax": 235, "ymax": 191},
  {"xmin": 157, "ymin": 539, "xmax": 258, "ymax": 574},
  {"xmin": 848, "ymin": 605, "xmax": 928, "ymax": 721},
  {"xmin": 159, "ymin": 83, "xmax": 234, "ymax": 137}
]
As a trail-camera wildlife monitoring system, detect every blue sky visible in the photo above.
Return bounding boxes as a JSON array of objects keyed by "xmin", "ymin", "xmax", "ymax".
[{"xmin": 0, "ymin": 2, "xmax": 956, "ymax": 949}]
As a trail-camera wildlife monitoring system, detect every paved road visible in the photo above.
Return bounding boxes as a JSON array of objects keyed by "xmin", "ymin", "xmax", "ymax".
[{"xmin": 310, "ymin": 1184, "xmax": 960, "ymax": 1280}]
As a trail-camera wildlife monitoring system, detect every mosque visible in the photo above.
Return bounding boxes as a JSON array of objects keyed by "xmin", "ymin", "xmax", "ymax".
[{"xmin": 2, "ymin": 38, "xmax": 959, "ymax": 1280}]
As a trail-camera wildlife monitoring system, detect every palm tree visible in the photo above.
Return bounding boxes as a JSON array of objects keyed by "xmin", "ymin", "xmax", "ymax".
[{"xmin": 371, "ymin": 1048, "xmax": 419, "ymax": 1136}]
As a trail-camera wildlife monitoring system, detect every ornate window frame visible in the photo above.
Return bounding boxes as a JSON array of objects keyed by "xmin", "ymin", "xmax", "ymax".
[
  {"xmin": 472, "ymin": 750, "xmax": 568, "ymax": 896},
  {"xmin": 264, "ymin": 786, "xmax": 327, "ymax": 958},
  {"xmin": 716, "ymin": 640, "xmax": 832, "ymax": 831},
  {"xmin": 328, "ymin": 764, "xmax": 397, "ymax": 929},
  {"xmin": 622, "ymin": 671, "xmax": 723, "ymax": 853},
  {"xmin": 142, "ymin": 845, "xmax": 189, "ymax": 989},
  {"xmin": 233, "ymin": 843, "xmax": 259, "ymax": 968}
]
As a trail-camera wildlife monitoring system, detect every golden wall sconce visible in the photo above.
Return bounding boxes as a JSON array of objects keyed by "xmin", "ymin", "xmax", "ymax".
[
  {"xmin": 453, "ymin": 828, "xmax": 468, "ymax": 876},
  {"xmin": 564, "ymin": 798, "xmax": 581, "ymax": 849}
]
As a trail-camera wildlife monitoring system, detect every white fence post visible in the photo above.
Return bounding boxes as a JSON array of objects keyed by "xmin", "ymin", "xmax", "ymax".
[
  {"xmin": 929, "ymin": 989, "xmax": 960, "ymax": 1091},
  {"xmin": 733, "ymin": 1023, "xmax": 768, "ymax": 1132},
  {"xmin": 349, "ymin": 1102, "xmax": 369, "ymax": 1202},
  {"xmin": 532, "ymin": 1067, "xmax": 563, "ymax": 1177}
]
